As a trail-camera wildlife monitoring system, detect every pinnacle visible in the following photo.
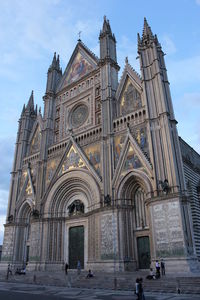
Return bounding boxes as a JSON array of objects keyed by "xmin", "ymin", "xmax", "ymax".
[
  {"xmin": 102, "ymin": 15, "xmax": 112, "ymax": 35},
  {"xmin": 142, "ymin": 17, "xmax": 154, "ymax": 41}
]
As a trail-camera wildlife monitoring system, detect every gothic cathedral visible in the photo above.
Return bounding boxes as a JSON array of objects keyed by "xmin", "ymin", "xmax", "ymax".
[{"xmin": 2, "ymin": 17, "xmax": 200, "ymax": 272}]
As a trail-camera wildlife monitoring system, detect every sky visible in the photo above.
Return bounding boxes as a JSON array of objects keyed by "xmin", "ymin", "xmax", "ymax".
[{"xmin": 0, "ymin": 0, "xmax": 200, "ymax": 244}]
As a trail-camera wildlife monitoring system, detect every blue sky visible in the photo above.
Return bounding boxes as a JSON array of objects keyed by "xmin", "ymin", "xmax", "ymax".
[{"xmin": 0, "ymin": 0, "xmax": 200, "ymax": 244}]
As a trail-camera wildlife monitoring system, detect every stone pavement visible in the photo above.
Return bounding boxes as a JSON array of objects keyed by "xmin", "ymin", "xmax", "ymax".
[
  {"xmin": 1, "ymin": 270, "xmax": 200, "ymax": 295},
  {"xmin": 0, "ymin": 282, "xmax": 200, "ymax": 300}
]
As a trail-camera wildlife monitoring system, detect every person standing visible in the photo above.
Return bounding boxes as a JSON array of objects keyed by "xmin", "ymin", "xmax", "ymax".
[
  {"xmin": 6, "ymin": 264, "xmax": 12, "ymax": 279},
  {"xmin": 155, "ymin": 260, "xmax": 160, "ymax": 278},
  {"xmin": 138, "ymin": 278, "xmax": 145, "ymax": 300},
  {"xmin": 65, "ymin": 262, "xmax": 69, "ymax": 275},
  {"xmin": 161, "ymin": 259, "xmax": 165, "ymax": 276},
  {"xmin": 135, "ymin": 278, "xmax": 140, "ymax": 300},
  {"xmin": 77, "ymin": 260, "xmax": 81, "ymax": 275}
]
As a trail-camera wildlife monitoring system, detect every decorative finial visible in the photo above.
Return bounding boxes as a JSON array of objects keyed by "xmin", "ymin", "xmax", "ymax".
[
  {"xmin": 125, "ymin": 56, "xmax": 128, "ymax": 64},
  {"xmin": 78, "ymin": 31, "xmax": 82, "ymax": 42}
]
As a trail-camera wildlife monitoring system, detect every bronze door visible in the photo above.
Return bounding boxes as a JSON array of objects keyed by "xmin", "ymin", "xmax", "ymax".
[
  {"xmin": 137, "ymin": 236, "xmax": 150, "ymax": 269},
  {"xmin": 69, "ymin": 226, "xmax": 84, "ymax": 269}
]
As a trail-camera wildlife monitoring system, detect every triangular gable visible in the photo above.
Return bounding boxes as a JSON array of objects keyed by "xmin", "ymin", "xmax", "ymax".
[
  {"xmin": 57, "ymin": 43, "xmax": 98, "ymax": 91},
  {"xmin": 116, "ymin": 63, "xmax": 142, "ymax": 116},
  {"xmin": 44, "ymin": 136, "xmax": 101, "ymax": 196},
  {"xmin": 119, "ymin": 77, "xmax": 142, "ymax": 115},
  {"xmin": 58, "ymin": 144, "xmax": 86, "ymax": 175},
  {"xmin": 116, "ymin": 63, "xmax": 142, "ymax": 101},
  {"xmin": 112, "ymin": 130, "xmax": 152, "ymax": 186}
]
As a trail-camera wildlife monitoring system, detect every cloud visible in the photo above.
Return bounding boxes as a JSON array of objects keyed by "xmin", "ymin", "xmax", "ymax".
[
  {"xmin": 161, "ymin": 35, "xmax": 176, "ymax": 55},
  {"xmin": 0, "ymin": 190, "xmax": 8, "ymax": 245},
  {"xmin": 117, "ymin": 35, "xmax": 139, "ymax": 75},
  {"xmin": 166, "ymin": 55, "xmax": 200, "ymax": 85},
  {"xmin": 0, "ymin": 137, "xmax": 15, "ymax": 190},
  {"xmin": 174, "ymin": 92, "xmax": 200, "ymax": 154},
  {"xmin": 196, "ymin": 0, "xmax": 200, "ymax": 5},
  {"xmin": 0, "ymin": 215, "xmax": 6, "ymax": 245}
]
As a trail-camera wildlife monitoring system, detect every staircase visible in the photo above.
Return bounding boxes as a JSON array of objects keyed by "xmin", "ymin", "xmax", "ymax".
[{"xmin": 1, "ymin": 270, "xmax": 200, "ymax": 294}]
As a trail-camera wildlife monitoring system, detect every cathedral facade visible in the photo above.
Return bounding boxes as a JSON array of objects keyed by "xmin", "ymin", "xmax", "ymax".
[{"xmin": 2, "ymin": 17, "xmax": 200, "ymax": 272}]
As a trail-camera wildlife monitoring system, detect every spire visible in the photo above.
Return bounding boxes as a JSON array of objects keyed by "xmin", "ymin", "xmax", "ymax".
[
  {"xmin": 46, "ymin": 52, "xmax": 62, "ymax": 93},
  {"xmin": 142, "ymin": 17, "xmax": 153, "ymax": 40},
  {"xmin": 138, "ymin": 18, "xmax": 158, "ymax": 52},
  {"xmin": 99, "ymin": 16, "xmax": 115, "ymax": 41},
  {"xmin": 99, "ymin": 16, "xmax": 118, "ymax": 63},
  {"xmin": 48, "ymin": 52, "xmax": 62, "ymax": 73},
  {"xmin": 52, "ymin": 52, "xmax": 57, "ymax": 68},
  {"xmin": 26, "ymin": 90, "xmax": 34, "ymax": 111},
  {"xmin": 102, "ymin": 15, "xmax": 112, "ymax": 34},
  {"xmin": 21, "ymin": 104, "xmax": 26, "ymax": 116},
  {"xmin": 56, "ymin": 54, "xmax": 60, "ymax": 69}
]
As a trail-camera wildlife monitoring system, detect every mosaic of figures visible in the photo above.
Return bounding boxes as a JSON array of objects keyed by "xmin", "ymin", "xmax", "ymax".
[
  {"xmin": 30, "ymin": 126, "xmax": 41, "ymax": 155},
  {"xmin": 20, "ymin": 167, "xmax": 36, "ymax": 196},
  {"xmin": 84, "ymin": 143, "xmax": 101, "ymax": 176},
  {"xmin": 59, "ymin": 146, "xmax": 86, "ymax": 175},
  {"xmin": 120, "ymin": 78, "xmax": 142, "ymax": 115},
  {"xmin": 114, "ymin": 135, "xmax": 126, "ymax": 167},
  {"xmin": 135, "ymin": 128, "xmax": 147, "ymax": 150},
  {"xmin": 123, "ymin": 145, "xmax": 142, "ymax": 171},
  {"xmin": 46, "ymin": 156, "xmax": 61, "ymax": 186},
  {"xmin": 64, "ymin": 51, "xmax": 93, "ymax": 86}
]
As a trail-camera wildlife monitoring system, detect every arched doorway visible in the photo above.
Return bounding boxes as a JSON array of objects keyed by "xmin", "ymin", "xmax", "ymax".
[
  {"xmin": 15, "ymin": 201, "xmax": 32, "ymax": 264},
  {"xmin": 43, "ymin": 170, "xmax": 101, "ymax": 269},
  {"xmin": 117, "ymin": 171, "xmax": 152, "ymax": 270}
]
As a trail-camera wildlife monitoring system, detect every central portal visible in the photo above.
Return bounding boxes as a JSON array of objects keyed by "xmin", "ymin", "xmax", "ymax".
[{"xmin": 69, "ymin": 226, "xmax": 84, "ymax": 269}]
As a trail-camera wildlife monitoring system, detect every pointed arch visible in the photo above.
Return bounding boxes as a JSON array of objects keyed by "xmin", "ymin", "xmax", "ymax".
[{"xmin": 43, "ymin": 169, "xmax": 101, "ymax": 217}]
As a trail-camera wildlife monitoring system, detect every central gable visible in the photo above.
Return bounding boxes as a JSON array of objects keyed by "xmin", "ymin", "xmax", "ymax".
[{"xmin": 57, "ymin": 43, "xmax": 98, "ymax": 91}]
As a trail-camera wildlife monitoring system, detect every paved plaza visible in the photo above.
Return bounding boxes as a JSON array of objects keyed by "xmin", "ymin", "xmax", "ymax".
[{"xmin": 0, "ymin": 282, "xmax": 200, "ymax": 300}]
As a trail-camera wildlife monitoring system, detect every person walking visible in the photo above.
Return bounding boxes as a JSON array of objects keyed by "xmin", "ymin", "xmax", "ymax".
[
  {"xmin": 65, "ymin": 262, "xmax": 69, "ymax": 275},
  {"xmin": 161, "ymin": 259, "xmax": 165, "ymax": 276}
]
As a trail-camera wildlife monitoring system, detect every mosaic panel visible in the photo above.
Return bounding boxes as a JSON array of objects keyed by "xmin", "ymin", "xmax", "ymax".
[
  {"xmin": 64, "ymin": 51, "xmax": 93, "ymax": 86},
  {"xmin": 30, "ymin": 126, "xmax": 41, "ymax": 155},
  {"xmin": 135, "ymin": 128, "xmax": 147, "ymax": 149},
  {"xmin": 114, "ymin": 135, "xmax": 126, "ymax": 167},
  {"xmin": 123, "ymin": 145, "xmax": 142, "ymax": 171},
  {"xmin": 46, "ymin": 157, "xmax": 61, "ymax": 186},
  {"xmin": 120, "ymin": 78, "xmax": 142, "ymax": 115},
  {"xmin": 20, "ymin": 170, "xmax": 28, "ymax": 190},
  {"xmin": 25, "ymin": 178, "xmax": 32, "ymax": 195},
  {"xmin": 59, "ymin": 146, "xmax": 86, "ymax": 175},
  {"xmin": 84, "ymin": 144, "xmax": 101, "ymax": 175}
]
